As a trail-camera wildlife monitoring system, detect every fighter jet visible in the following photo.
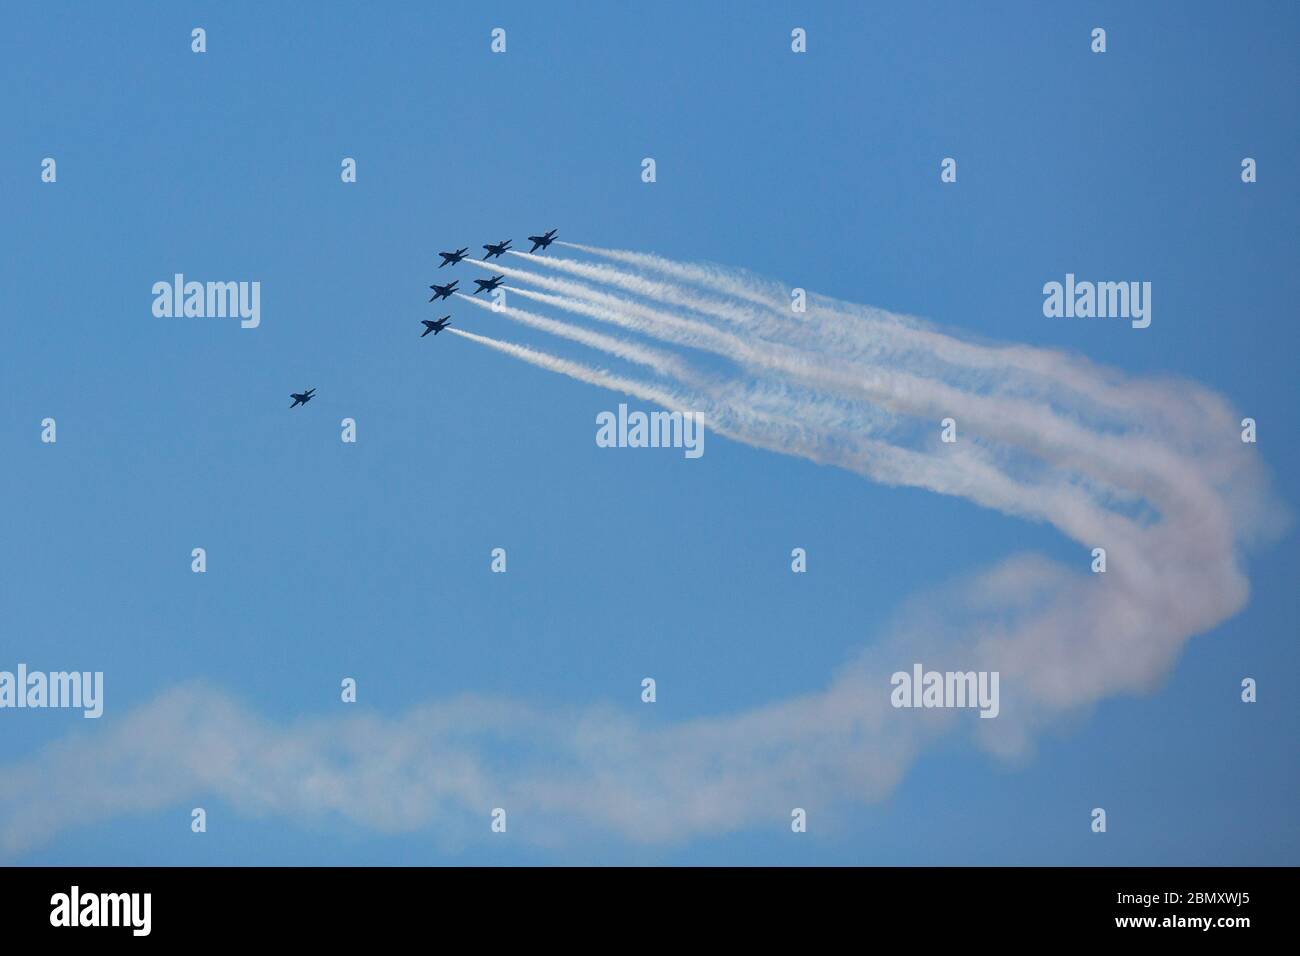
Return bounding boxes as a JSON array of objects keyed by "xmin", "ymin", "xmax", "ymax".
[
  {"xmin": 473, "ymin": 275, "xmax": 505, "ymax": 295},
  {"xmin": 482, "ymin": 239, "xmax": 512, "ymax": 260},
  {"xmin": 527, "ymin": 229, "xmax": 558, "ymax": 253},
  {"xmin": 289, "ymin": 388, "xmax": 316, "ymax": 408},
  {"xmin": 429, "ymin": 280, "xmax": 459, "ymax": 301},
  {"xmin": 438, "ymin": 247, "xmax": 469, "ymax": 268},
  {"xmin": 422, "ymin": 316, "xmax": 452, "ymax": 337}
]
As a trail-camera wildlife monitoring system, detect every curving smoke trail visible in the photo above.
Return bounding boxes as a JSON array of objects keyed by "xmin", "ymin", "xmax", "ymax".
[
  {"xmin": 461, "ymin": 247, "xmax": 1283, "ymax": 747},
  {"xmin": 0, "ymin": 244, "xmax": 1283, "ymax": 858}
]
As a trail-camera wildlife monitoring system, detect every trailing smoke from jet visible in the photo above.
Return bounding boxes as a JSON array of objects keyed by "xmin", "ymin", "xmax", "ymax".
[{"xmin": 452, "ymin": 292, "xmax": 690, "ymax": 379}]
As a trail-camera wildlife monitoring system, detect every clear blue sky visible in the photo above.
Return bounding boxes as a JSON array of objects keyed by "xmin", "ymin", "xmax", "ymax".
[{"xmin": 2, "ymin": 1, "xmax": 1296, "ymax": 864}]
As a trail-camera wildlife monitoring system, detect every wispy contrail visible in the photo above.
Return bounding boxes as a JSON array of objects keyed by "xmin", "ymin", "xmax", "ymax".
[
  {"xmin": 446, "ymin": 327, "xmax": 707, "ymax": 421},
  {"xmin": 558, "ymin": 240, "xmax": 788, "ymax": 312},
  {"xmin": 503, "ymin": 268, "xmax": 1198, "ymax": 522},
  {"xmin": 554, "ymin": 242, "xmax": 1229, "ymax": 431},
  {"xmin": 451, "ymin": 292, "xmax": 691, "ymax": 379},
  {"xmin": 469, "ymin": 247, "xmax": 1281, "ymax": 744},
  {"xmin": 446, "ymin": 326, "xmax": 825, "ymax": 462},
  {"xmin": 504, "ymin": 285, "xmax": 752, "ymax": 360},
  {"xmin": 508, "ymin": 249, "xmax": 770, "ymax": 332}
]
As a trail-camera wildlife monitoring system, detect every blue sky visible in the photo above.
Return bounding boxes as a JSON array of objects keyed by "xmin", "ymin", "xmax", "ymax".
[{"xmin": 1, "ymin": 1, "xmax": 1296, "ymax": 864}]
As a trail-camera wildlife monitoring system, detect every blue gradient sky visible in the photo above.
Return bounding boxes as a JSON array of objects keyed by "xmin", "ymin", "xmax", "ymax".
[{"xmin": 2, "ymin": 1, "xmax": 1296, "ymax": 864}]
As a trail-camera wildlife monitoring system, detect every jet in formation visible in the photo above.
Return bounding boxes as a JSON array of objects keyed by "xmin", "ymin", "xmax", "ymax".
[
  {"xmin": 429, "ymin": 279, "xmax": 459, "ymax": 302},
  {"xmin": 528, "ymin": 229, "xmax": 558, "ymax": 253},
  {"xmin": 473, "ymin": 275, "xmax": 505, "ymax": 295},
  {"xmin": 409, "ymin": 228, "xmax": 559, "ymax": 361},
  {"xmin": 289, "ymin": 388, "xmax": 316, "ymax": 408},
  {"xmin": 422, "ymin": 316, "xmax": 452, "ymax": 337}
]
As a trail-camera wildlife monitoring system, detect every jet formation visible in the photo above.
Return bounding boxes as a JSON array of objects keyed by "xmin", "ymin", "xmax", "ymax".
[
  {"xmin": 416, "ymin": 229, "xmax": 555, "ymax": 341},
  {"xmin": 291, "ymin": 229, "xmax": 557, "ymax": 407}
]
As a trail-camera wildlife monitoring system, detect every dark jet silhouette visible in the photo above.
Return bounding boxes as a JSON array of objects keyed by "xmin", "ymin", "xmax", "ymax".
[
  {"xmin": 290, "ymin": 388, "xmax": 316, "ymax": 408},
  {"xmin": 438, "ymin": 247, "xmax": 468, "ymax": 268},
  {"xmin": 422, "ymin": 316, "xmax": 452, "ymax": 337},
  {"xmin": 473, "ymin": 275, "xmax": 505, "ymax": 295},
  {"xmin": 429, "ymin": 280, "xmax": 459, "ymax": 301},
  {"xmin": 482, "ymin": 239, "xmax": 512, "ymax": 260},
  {"xmin": 528, "ymin": 229, "xmax": 558, "ymax": 253}
]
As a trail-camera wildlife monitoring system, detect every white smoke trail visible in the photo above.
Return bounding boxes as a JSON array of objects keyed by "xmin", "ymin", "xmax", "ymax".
[
  {"xmin": 462, "ymin": 249, "xmax": 1280, "ymax": 752},
  {"xmin": 451, "ymin": 292, "xmax": 691, "ymax": 380},
  {"xmin": 445, "ymin": 327, "xmax": 692, "ymax": 412},
  {"xmin": 447, "ymin": 327, "xmax": 886, "ymax": 468},
  {"xmin": 558, "ymin": 240, "xmax": 788, "ymax": 312},
  {"xmin": 503, "ymin": 271, "xmax": 1210, "ymax": 537},
  {"xmin": 507, "ymin": 249, "xmax": 773, "ymax": 333},
  {"xmin": 451, "ymin": 326, "xmax": 1158, "ymax": 576},
  {"xmin": 505, "ymin": 285, "xmax": 755, "ymax": 361},
  {"xmin": 555, "ymin": 242, "xmax": 1228, "ymax": 432},
  {"xmin": 467, "ymin": 256, "xmax": 724, "ymax": 331}
]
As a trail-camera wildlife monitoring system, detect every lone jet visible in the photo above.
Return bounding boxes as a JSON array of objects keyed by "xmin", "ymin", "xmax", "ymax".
[
  {"xmin": 527, "ymin": 229, "xmax": 558, "ymax": 253},
  {"xmin": 474, "ymin": 275, "xmax": 505, "ymax": 295},
  {"xmin": 438, "ymin": 247, "xmax": 469, "ymax": 268},
  {"xmin": 289, "ymin": 388, "xmax": 316, "ymax": 408},
  {"xmin": 422, "ymin": 316, "xmax": 452, "ymax": 337},
  {"xmin": 482, "ymin": 239, "xmax": 512, "ymax": 260},
  {"xmin": 429, "ymin": 279, "xmax": 459, "ymax": 301}
]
